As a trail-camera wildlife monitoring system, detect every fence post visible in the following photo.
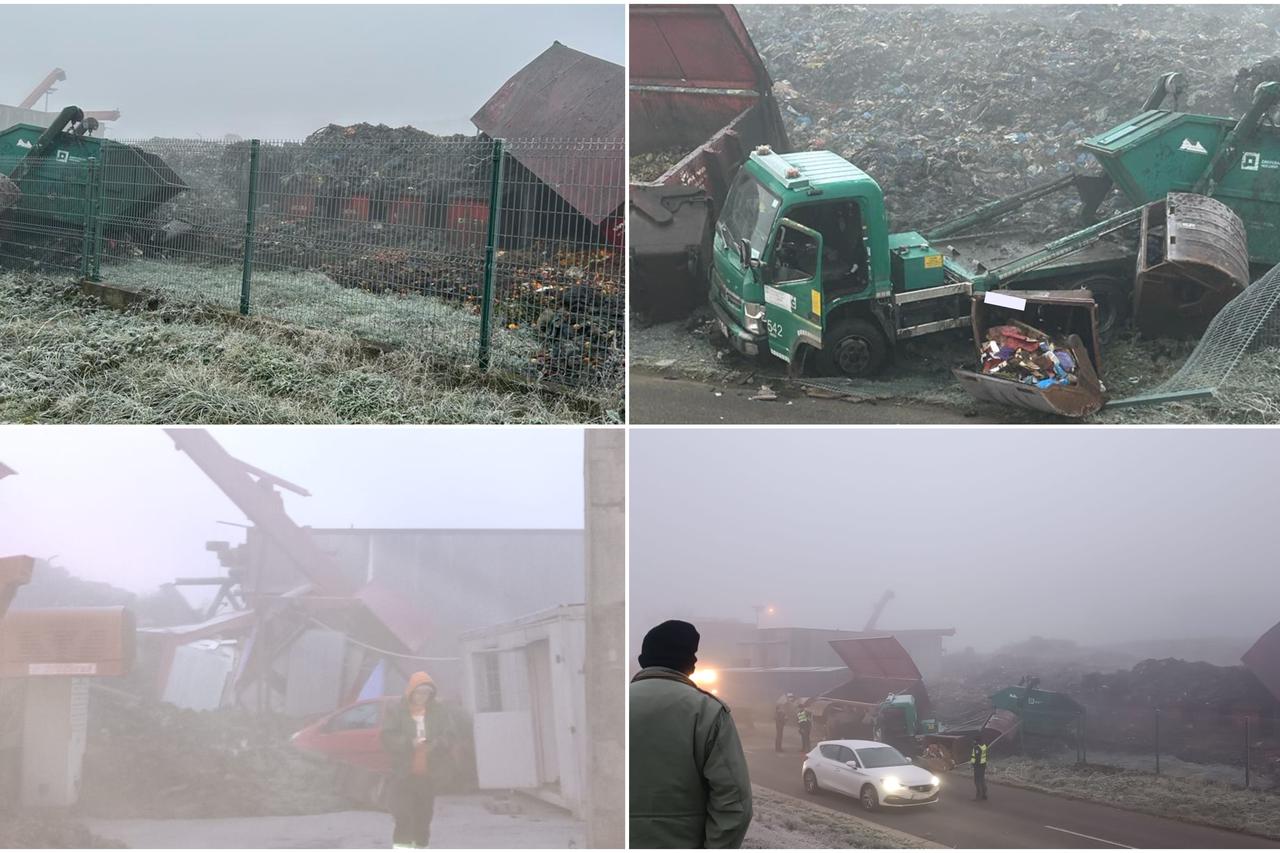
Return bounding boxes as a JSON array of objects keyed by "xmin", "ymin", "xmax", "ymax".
[
  {"xmin": 1154, "ymin": 708, "xmax": 1160, "ymax": 775},
  {"xmin": 89, "ymin": 151, "xmax": 106, "ymax": 281},
  {"xmin": 478, "ymin": 138, "xmax": 506, "ymax": 370},
  {"xmin": 239, "ymin": 139, "xmax": 261, "ymax": 316},
  {"xmin": 1245, "ymin": 717, "xmax": 1251, "ymax": 789},
  {"xmin": 1081, "ymin": 709, "xmax": 1087, "ymax": 764},
  {"xmin": 80, "ymin": 158, "xmax": 97, "ymax": 280}
]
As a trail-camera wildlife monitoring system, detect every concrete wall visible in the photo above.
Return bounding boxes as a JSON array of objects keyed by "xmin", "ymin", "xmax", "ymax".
[
  {"xmin": 0, "ymin": 105, "xmax": 56, "ymax": 132},
  {"xmin": 583, "ymin": 429, "xmax": 624, "ymax": 849}
]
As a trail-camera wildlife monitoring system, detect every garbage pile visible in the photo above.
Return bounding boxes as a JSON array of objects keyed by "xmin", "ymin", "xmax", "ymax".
[
  {"xmin": 630, "ymin": 147, "xmax": 688, "ymax": 183},
  {"xmin": 739, "ymin": 4, "xmax": 1280, "ymax": 233},
  {"xmin": 1075, "ymin": 657, "xmax": 1278, "ymax": 711},
  {"xmin": 79, "ymin": 688, "xmax": 350, "ymax": 819},
  {"xmin": 980, "ymin": 322, "xmax": 1081, "ymax": 389}
]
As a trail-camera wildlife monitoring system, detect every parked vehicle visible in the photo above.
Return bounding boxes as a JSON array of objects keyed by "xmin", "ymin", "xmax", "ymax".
[
  {"xmin": 801, "ymin": 738, "xmax": 941, "ymax": 811},
  {"xmin": 291, "ymin": 696, "xmax": 397, "ymax": 807}
]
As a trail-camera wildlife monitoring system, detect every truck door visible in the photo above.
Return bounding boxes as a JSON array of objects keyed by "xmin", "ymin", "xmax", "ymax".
[{"xmin": 763, "ymin": 218, "xmax": 824, "ymax": 362}]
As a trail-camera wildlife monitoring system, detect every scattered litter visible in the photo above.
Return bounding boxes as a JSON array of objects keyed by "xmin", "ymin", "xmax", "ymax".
[{"xmin": 750, "ymin": 384, "xmax": 779, "ymax": 401}]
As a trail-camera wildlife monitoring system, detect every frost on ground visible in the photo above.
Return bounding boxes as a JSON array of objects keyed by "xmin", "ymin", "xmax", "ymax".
[
  {"xmin": 0, "ymin": 273, "xmax": 605, "ymax": 424},
  {"xmin": 101, "ymin": 258, "xmax": 540, "ymax": 376},
  {"xmin": 743, "ymin": 785, "xmax": 932, "ymax": 849},
  {"xmin": 990, "ymin": 757, "xmax": 1280, "ymax": 840}
]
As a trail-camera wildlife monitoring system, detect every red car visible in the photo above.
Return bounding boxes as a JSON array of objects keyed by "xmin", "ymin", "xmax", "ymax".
[{"xmin": 292, "ymin": 696, "xmax": 399, "ymax": 806}]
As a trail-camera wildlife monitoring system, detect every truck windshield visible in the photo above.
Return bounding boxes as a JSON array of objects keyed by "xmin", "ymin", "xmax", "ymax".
[
  {"xmin": 855, "ymin": 746, "xmax": 909, "ymax": 769},
  {"xmin": 721, "ymin": 169, "xmax": 780, "ymax": 259}
]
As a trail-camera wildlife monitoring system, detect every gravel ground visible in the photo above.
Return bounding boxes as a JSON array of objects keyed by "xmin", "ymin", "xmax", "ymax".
[{"xmin": 744, "ymin": 785, "xmax": 935, "ymax": 849}]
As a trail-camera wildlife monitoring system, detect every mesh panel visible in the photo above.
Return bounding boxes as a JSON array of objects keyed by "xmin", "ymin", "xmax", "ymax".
[{"xmin": 0, "ymin": 134, "xmax": 625, "ymax": 412}]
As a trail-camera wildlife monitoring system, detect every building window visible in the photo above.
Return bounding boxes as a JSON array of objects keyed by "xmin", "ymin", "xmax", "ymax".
[{"xmin": 475, "ymin": 652, "xmax": 503, "ymax": 712}]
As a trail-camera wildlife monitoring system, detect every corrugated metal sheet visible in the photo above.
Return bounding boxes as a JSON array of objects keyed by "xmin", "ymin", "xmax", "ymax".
[
  {"xmin": 471, "ymin": 42, "xmax": 623, "ymax": 224},
  {"xmin": 629, "ymin": 4, "xmax": 771, "ymax": 91},
  {"xmin": 823, "ymin": 636, "xmax": 930, "ymax": 710},
  {"xmin": 1243, "ymin": 619, "xmax": 1280, "ymax": 703}
]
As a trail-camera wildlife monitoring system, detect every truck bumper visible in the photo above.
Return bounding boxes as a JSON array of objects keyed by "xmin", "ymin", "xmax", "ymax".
[{"xmin": 709, "ymin": 289, "xmax": 765, "ymax": 357}]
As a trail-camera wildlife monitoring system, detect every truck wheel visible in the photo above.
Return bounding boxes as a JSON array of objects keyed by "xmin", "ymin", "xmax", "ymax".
[
  {"xmin": 819, "ymin": 319, "xmax": 886, "ymax": 378},
  {"xmin": 1073, "ymin": 274, "xmax": 1130, "ymax": 341},
  {"xmin": 861, "ymin": 784, "xmax": 881, "ymax": 811},
  {"xmin": 804, "ymin": 770, "xmax": 820, "ymax": 795}
]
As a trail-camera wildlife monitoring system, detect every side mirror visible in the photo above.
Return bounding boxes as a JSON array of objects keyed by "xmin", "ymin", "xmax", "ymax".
[
  {"xmin": 737, "ymin": 238, "xmax": 751, "ymax": 268},
  {"xmin": 845, "ymin": 760, "xmax": 859, "ymax": 769}
]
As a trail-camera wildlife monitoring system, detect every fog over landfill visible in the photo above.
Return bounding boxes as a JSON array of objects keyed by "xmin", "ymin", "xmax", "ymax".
[
  {"xmin": 0, "ymin": 427, "xmax": 584, "ymax": 595},
  {"xmin": 0, "ymin": 4, "xmax": 624, "ymax": 138},
  {"xmin": 630, "ymin": 428, "xmax": 1280, "ymax": 655}
]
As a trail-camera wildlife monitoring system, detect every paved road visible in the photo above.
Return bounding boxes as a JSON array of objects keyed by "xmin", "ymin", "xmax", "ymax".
[
  {"xmin": 631, "ymin": 372, "xmax": 998, "ymax": 424},
  {"xmin": 744, "ymin": 743, "xmax": 1279, "ymax": 849}
]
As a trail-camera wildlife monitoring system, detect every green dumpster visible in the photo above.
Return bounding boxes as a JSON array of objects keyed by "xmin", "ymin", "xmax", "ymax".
[
  {"xmin": 0, "ymin": 123, "xmax": 187, "ymax": 228},
  {"xmin": 1080, "ymin": 109, "xmax": 1280, "ymax": 266},
  {"xmin": 991, "ymin": 686, "xmax": 1084, "ymax": 738}
]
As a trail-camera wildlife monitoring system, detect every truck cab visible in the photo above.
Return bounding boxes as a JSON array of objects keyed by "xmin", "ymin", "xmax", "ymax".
[{"xmin": 709, "ymin": 147, "xmax": 967, "ymax": 377}]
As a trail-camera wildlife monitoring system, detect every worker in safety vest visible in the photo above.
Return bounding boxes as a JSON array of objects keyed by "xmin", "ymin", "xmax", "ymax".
[
  {"xmin": 796, "ymin": 701, "xmax": 813, "ymax": 753},
  {"xmin": 630, "ymin": 620, "xmax": 753, "ymax": 848},
  {"xmin": 774, "ymin": 693, "xmax": 795, "ymax": 752},
  {"xmin": 971, "ymin": 734, "xmax": 990, "ymax": 800}
]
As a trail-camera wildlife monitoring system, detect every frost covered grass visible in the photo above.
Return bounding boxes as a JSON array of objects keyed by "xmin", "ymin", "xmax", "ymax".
[
  {"xmin": 101, "ymin": 258, "xmax": 540, "ymax": 375},
  {"xmin": 989, "ymin": 756, "xmax": 1280, "ymax": 839},
  {"xmin": 0, "ymin": 272, "xmax": 609, "ymax": 424},
  {"xmin": 744, "ymin": 785, "xmax": 934, "ymax": 849}
]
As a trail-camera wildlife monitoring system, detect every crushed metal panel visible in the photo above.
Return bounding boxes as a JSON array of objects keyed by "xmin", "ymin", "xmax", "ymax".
[
  {"xmin": 1135, "ymin": 193, "xmax": 1250, "ymax": 337},
  {"xmin": 471, "ymin": 42, "xmax": 623, "ymax": 224},
  {"xmin": 954, "ymin": 290, "xmax": 1106, "ymax": 418},
  {"xmin": 1243, "ymin": 619, "xmax": 1280, "ymax": 704},
  {"xmin": 354, "ymin": 583, "xmax": 431, "ymax": 654},
  {"xmin": 824, "ymin": 636, "xmax": 930, "ymax": 711},
  {"xmin": 629, "ymin": 4, "xmax": 773, "ymax": 91}
]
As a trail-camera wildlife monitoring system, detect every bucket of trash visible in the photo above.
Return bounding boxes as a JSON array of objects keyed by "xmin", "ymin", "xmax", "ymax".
[{"xmin": 953, "ymin": 289, "xmax": 1106, "ymax": 418}]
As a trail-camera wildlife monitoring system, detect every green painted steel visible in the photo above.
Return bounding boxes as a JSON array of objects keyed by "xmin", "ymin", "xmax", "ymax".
[
  {"xmin": 239, "ymin": 139, "xmax": 261, "ymax": 316},
  {"xmin": 990, "ymin": 686, "xmax": 1083, "ymax": 737},
  {"xmin": 89, "ymin": 153, "xmax": 105, "ymax": 281},
  {"xmin": 80, "ymin": 158, "xmax": 96, "ymax": 280},
  {"xmin": 1080, "ymin": 101, "xmax": 1280, "ymax": 265},
  {"xmin": 0, "ymin": 123, "xmax": 185, "ymax": 227},
  {"xmin": 478, "ymin": 139, "xmax": 505, "ymax": 370}
]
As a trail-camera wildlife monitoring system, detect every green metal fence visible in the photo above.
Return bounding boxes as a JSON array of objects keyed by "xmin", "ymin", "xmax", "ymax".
[{"xmin": 0, "ymin": 133, "xmax": 624, "ymax": 409}]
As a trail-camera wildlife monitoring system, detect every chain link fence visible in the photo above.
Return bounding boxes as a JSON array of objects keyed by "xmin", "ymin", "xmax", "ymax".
[{"xmin": 0, "ymin": 132, "xmax": 624, "ymax": 410}]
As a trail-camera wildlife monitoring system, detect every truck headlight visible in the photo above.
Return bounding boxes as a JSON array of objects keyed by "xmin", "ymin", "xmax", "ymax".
[
  {"xmin": 744, "ymin": 302, "xmax": 766, "ymax": 335},
  {"xmin": 882, "ymin": 776, "xmax": 903, "ymax": 792}
]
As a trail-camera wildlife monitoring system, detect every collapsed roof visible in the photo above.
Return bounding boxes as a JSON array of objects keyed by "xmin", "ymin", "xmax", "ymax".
[{"xmin": 471, "ymin": 41, "xmax": 624, "ymax": 224}]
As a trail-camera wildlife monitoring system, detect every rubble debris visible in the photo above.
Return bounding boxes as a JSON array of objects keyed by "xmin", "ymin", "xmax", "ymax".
[
  {"xmin": 630, "ymin": 148, "xmax": 688, "ymax": 183},
  {"xmin": 0, "ymin": 814, "xmax": 126, "ymax": 849},
  {"xmin": 980, "ymin": 321, "xmax": 1081, "ymax": 389},
  {"xmin": 739, "ymin": 5, "xmax": 1280, "ymax": 234}
]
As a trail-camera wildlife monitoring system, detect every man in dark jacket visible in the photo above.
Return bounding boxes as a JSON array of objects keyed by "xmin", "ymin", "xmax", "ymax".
[
  {"xmin": 382, "ymin": 671, "xmax": 452, "ymax": 848},
  {"xmin": 630, "ymin": 620, "xmax": 753, "ymax": 848}
]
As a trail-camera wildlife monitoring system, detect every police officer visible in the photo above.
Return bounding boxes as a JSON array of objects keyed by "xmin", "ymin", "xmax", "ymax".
[
  {"xmin": 971, "ymin": 734, "xmax": 990, "ymax": 800},
  {"xmin": 774, "ymin": 693, "xmax": 794, "ymax": 753},
  {"xmin": 796, "ymin": 701, "xmax": 813, "ymax": 753},
  {"xmin": 630, "ymin": 620, "xmax": 753, "ymax": 848}
]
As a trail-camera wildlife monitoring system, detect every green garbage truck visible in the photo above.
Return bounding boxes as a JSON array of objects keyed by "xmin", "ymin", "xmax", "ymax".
[{"xmin": 708, "ymin": 74, "xmax": 1280, "ymax": 380}]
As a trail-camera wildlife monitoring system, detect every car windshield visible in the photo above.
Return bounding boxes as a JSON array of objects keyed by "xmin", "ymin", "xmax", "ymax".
[
  {"xmin": 855, "ymin": 746, "xmax": 910, "ymax": 769},
  {"xmin": 721, "ymin": 169, "xmax": 780, "ymax": 260}
]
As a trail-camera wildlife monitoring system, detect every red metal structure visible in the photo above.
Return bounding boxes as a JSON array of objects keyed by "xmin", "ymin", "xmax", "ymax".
[{"xmin": 18, "ymin": 69, "xmax": 65, "ymax": 110}]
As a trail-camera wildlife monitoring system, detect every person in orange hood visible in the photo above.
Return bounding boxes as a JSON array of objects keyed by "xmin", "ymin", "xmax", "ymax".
[{"xmin": 381, "ymin": 671, "xmax": 450, "ymax": 848}]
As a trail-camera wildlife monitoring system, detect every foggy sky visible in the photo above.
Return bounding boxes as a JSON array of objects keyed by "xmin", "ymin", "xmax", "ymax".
[
  {"xmin": 0, "ymin": 5, "xmax": 623, "ymax": 139},
  {"xmin": 630, "ymin": 428, "xmax": 1280, "ymax": 654},
  {"xmin": 0, "ymin": 426, "xmax": 584, "ymax": 594}
]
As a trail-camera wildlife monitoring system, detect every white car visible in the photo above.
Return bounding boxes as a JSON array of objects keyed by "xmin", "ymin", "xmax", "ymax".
[{"xmin": 801, "ymin": 739, "xmax": 941, "ymax": 811}]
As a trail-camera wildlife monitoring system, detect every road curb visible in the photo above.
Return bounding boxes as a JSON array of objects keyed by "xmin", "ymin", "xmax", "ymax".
[{"xmin": 753, "ymin": 784, "xmax": 945, "ymax": 849}]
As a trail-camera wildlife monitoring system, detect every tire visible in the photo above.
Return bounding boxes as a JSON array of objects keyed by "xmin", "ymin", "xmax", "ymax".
[
  {"xmin": 861, "ymin": 784, "xmax": 881, "ymax": 812},
  {"xmin": 804, "ymin": 769, "xmax": 820, "ymax": 795},
  {"xmin": 1071, "ymin": 274, "xmax": 1130, "ymax": 341},
  {"xmin": 817, "ymin": 318, "xmax": 887, "ymax": 378}
]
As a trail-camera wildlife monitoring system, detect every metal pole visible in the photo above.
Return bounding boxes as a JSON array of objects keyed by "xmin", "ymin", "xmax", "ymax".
[
  {"xmin": 239, "ymin": 139, "xmax": 261, "ymax": 316},
  {"xmin": 1154, "ymin": 708, "xmax": 1160, "ymax": 775},
  {"xmin": 1081, "ymin": 708, "xmax": 1087, "ymax": 764},
  {"xmin": 89, "ymin": 152, "xmax": 106, "ymax": 282},
  {"xmin": 1245, "ymin": 717, "xmax": 1251, "ymax": 789},
  {"xmin": 80, "ymin": 158, "xmax": 97, "ymax": 280},
  {"xmin": 478, "ymin": 138, "xmax": 506, "ymax": 370}
]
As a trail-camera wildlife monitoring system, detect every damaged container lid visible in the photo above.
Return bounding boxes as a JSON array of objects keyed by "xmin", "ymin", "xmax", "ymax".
[{"xmin": 953, "ymin": 289, "xmax": 1106, "ymax": 418}]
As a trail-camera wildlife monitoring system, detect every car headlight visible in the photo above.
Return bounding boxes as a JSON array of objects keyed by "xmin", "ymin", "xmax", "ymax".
[
  {"xmin": 882, "ymin": 776, "xmax": 903, "ymax": 792},
  {"xmin": 744, "ymin": 302, "xmax": 765, "ymax": 334},
  {"xmin": 929, "ymin": 775, "xmax": 941, "ymax": 787}
]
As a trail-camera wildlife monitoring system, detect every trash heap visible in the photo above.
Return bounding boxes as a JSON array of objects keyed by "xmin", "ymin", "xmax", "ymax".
[
  {"xmin": 980, "ymin": 322, "xmax": 1080, "ymax": 389},
  {"xmin": 79, "ymin": 689, "xmax": 350, "ymax": 819},
  {"xmin": 739, "ymin": 4, "xmax": 1280, "ymax": 234},
  {"xmin": 630, "ymin": 147, "xmax": 689, "ymax": 183}
]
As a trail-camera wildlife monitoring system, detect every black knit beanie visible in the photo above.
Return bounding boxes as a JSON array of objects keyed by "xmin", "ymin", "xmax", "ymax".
[{"xmin": 638, "ymin": 620, "xmax": 700, "ymax": 674}]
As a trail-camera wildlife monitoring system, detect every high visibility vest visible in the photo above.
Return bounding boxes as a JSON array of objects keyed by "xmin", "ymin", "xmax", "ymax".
[
  {"xmin": 797, "ymin": 709, "xmax": 811, "ymax": 725},
  {"xmin": 973, "ymin": 743, "xmax": 989, "ymax": 765}
]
